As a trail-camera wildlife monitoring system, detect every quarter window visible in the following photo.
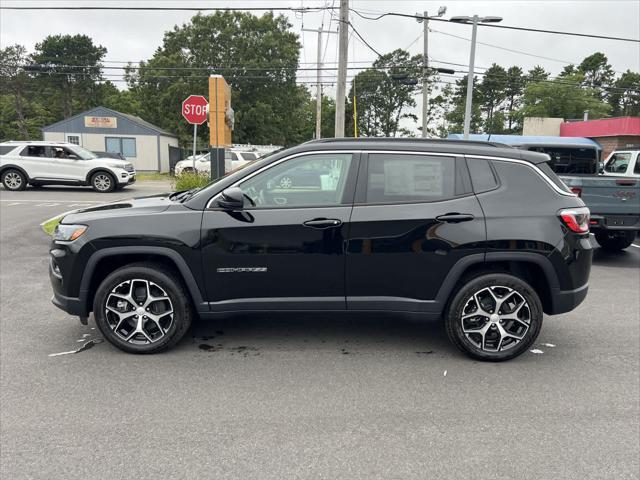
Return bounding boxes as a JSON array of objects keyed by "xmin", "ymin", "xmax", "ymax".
[
  {"xmin": 238, "ymin": 153, "xmax": 353, "ymax": 208},
  {"xmin": 106, "ymin": 137, "xmax": 136, "ymax": 157},
  {"xmin": 365, "ymin": 154, "xmax": 459, "ymax": 203},
  {"xmin": 467, "ymin": 158, "xmax": 498, "ymax": 193}
]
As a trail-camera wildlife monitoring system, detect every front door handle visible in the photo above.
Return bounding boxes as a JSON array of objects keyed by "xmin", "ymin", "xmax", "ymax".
[
  {"xmin": 303, "ymin": 218, "xmax": 342, "ymax": 229},
  {"xmin": 435, "ymin": 213, "xmax": 475, "ymax": 223}
]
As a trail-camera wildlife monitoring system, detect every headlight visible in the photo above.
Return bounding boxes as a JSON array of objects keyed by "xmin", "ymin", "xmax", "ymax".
[
  {"xmin": 106, "ymin": 163, "xmax": 133, "ymax": 171},
  {"xmin": 53, "ymin": 224, "xmax": 87, "ymax": 242}
]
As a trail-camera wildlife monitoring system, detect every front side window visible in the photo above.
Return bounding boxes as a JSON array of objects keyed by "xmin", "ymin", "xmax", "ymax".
[
  {"xmin": 605, "ymin": 153, "xmax": 631, "ymax": 174},
  {"xmin": 365, "ymin": 153, "xmax": 457, "ymax": 203},
  {"xmin": 106, "ymin": 137, "xmax": 136, "ymax": 158},
  {"xmin": 238, "ymin": 153, "xmax": 353, "ymax": 208}
]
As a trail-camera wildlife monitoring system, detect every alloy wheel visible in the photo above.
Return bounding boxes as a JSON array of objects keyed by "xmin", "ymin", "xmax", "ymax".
[
  {"xmin": 94, "ymin": 174, "xmax": 112, "ymax": 191},
  {"xmin": 4, "ymin": 172, "xmax": 22, "ymax": 189},
  {"xmin": 460, "ymin": 285, "xmax": 531, "ymax": 352},
  {"xmin": 104, "ymin": 279, "xmax": 174, "ymax": 345},
  {"xmin": 279, "ymin": 176, "xmax": 293, "ymax": 189}
]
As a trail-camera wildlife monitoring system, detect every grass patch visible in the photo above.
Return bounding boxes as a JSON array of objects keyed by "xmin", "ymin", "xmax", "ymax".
[
  {"xmin": 136, "ymin": 172, "xmax": 171, "ymax": 181},
  {"xmin": 173, "ymin": 172, "xmax": 211, "ymax": 191},
  {"xmin": 41, "ymin": 216, "xmax": 62, "ymax": 236}
]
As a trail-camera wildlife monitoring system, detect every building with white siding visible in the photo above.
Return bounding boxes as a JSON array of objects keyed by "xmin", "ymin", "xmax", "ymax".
[{"xmin": 42, "ymin": 106, "xmax": 179, "ymax": 172}]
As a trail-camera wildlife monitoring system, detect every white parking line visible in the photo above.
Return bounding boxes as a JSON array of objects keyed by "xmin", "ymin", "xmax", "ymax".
[
  {"xmin": 631, "ymin": 244, "xmax": 640, "ymax": 249},
  {"xmin": 0, "ymin": 199, "xmax": 103, "ymax": 204}
]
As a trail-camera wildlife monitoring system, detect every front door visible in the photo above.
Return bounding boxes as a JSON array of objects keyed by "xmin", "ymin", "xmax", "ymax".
[
  {"xmin": 201, "ymin": 151, "xmax": 359, "ymax": 311},
  {"xmin": 346, "ymin": 151, "xmax": 486, "ymax": 313}
]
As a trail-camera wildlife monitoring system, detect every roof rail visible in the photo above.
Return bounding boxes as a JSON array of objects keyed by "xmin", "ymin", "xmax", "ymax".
[{"xmin": 305, "ymin": 137, "xmax": 512, "ymax": 148}]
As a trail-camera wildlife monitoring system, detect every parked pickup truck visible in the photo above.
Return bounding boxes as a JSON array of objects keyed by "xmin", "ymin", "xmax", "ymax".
[
  {"xmin": 602, "ymin": 149, "xmax": 640, "ymax": 178},
  {"xmin": 560, "ymin": 174, "xmax": 639, "ymax": 250}
]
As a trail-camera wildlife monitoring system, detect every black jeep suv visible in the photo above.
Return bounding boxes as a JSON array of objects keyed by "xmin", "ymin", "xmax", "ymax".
[{"xmin": 49, "ymin": 139, "xmax": 593, "ymax": 361}]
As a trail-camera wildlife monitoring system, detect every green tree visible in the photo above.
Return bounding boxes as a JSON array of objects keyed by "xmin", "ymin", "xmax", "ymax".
[
  {"xmin": 504, "ymin": 66, "xmax": 524, "ymax": 132},
  {"xmin": 129, "ymin": 11, "xmax": 308, "ymax": 147},
  {"xmin": 478, "ymin": 64, "xmax": 508, "ymax": 133},
  {"xmin": 526, "ymin": 65, "xmax": 550, "ymax": 83},
  {"xmin": 32, "ymin": 34, "xmax": 107, "ymax": 118},
  {"xmin": 445, "ymin": 75, "xmax": 483, "ymax": 135},
  {"xmin": 522, "ymin": 72, "xmax": 611, "ymax": 119},
  {"xmin": 578, "ymin": 52, "xmax": 615, "ymax": 99},
  {"xmin": 348, "ymin": 49, "xmax": 422, "ymax": 137},
  {"xmin": 609, "ymin": 70, "xmax": 640, "ymax": 116}
]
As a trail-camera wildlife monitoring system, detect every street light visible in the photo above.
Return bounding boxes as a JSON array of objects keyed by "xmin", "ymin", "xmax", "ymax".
[{"xmin": 450, "ymin": 14, "xmax": 503, "ymax": 139}]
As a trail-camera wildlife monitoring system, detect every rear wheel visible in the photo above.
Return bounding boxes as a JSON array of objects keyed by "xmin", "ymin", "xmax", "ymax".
[
  {"xmin": 445, "ymin": 273, "xmax": 543, "ymax": 361},
  {"xmin": 93, "ymin": 263, "xmax": 192, "ymax": 354},
  {"xmin": 1, "ymin": 169, "xmax": 27, "ymax": 191},
  {"xmin": 595, "ymin": 230, "xmax": 635, "ymax": 251},
  {"xmin": 91, "ymin": 171, "xmax": 116, "ymax": 193}
]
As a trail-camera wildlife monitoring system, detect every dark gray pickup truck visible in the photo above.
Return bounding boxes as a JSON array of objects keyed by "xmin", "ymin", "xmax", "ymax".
[{"xmin": 559, "ymin": 174, "xmax": 639, "ymax": 250}]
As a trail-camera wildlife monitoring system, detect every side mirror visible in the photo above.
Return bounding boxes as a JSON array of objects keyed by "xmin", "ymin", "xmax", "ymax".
[
  {"xmin": 217, "ymin": 187, "xmax": 244, "ymax": 210},
  {"xmin": 598, "ymin": 162, "xmax": 605, "ymax": 173}
]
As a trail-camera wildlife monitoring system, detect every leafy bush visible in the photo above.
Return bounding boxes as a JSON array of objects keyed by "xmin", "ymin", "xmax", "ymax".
[{"xmin": 173, "ymin": 172, "xmax": 211, "ymax": 191}]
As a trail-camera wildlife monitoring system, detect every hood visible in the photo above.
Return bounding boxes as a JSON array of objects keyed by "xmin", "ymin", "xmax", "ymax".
[{"xmin": 61, "ymin": 193, "xmax": 172, "ymax": 224}]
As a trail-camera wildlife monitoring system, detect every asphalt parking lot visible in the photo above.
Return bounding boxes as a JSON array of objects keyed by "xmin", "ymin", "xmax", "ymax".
[{"xmin": 1, "ymin": 184, "xmax": 639, "ymax": 480}]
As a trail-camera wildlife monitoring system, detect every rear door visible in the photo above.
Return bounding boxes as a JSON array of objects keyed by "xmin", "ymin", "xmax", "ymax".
[
  {"xmin": 345, "ymin": 151, "xmax": 485, "ymax": 312},
  {"xmin": 17, "ymin": 145, "xmax": 59, "ymax": 179}
]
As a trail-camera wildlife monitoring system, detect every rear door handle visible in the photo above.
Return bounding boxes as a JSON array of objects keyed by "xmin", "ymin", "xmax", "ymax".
[
  {"xmin": 435, "ymin": 213, "xmax": 475, "ymax": 223},
  {"xmin": 303, "ymin": 218, "xmax": 342, "ymax": 229}
]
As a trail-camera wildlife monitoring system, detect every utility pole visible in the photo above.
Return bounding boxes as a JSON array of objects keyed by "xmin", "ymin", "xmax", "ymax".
[
  {"xmin": 462, "ymin": 15, "xmax": 479, "ymax": 140},
  {"xmin": 421, "ymin": 11, "xmax": 429, "ymax": 138},
  {"xmin": 302, "ymin": 27, "xmax": 337, "ymax": 139},
  {"xmin": 335, "ymin": 0, "xmax": 349, "ymax": 137}
]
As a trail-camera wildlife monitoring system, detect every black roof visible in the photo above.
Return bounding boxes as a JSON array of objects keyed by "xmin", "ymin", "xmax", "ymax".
[{"xmin": 298, "ymin": 137, "xmax": 550, "ymax": 164}]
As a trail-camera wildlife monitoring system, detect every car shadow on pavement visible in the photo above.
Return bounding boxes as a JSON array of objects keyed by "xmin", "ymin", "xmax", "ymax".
[{"xmin": 189, "ymin": 312, "xmax": 451, "ymax": 355}]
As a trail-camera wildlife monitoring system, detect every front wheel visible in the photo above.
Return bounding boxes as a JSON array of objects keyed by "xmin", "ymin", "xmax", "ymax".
[
  {"xmin": 445, "ymin": 273, "xmax": 543, "ymax": 362},
  {"xmin": 595, "ymin": 230, "xmax": 635, "ymax": 251},
  {"xmin": 93, "ymin": 263, "xmax": 192, "ymax": 354},
  {"xmin": 91, "ymin": 171, "xmax": 116, "ymax": 192}
]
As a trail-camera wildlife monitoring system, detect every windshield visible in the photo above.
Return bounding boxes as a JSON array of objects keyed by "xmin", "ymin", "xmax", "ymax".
[{"xmin": 68, "ymin": 145, "xmax": 98, "ymax": 160}]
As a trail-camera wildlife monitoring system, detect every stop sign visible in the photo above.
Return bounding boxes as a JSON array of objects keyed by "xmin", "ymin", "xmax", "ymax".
[{"xmin": 182, "ymin": 95, "xmax": 209, "ymax": 125}]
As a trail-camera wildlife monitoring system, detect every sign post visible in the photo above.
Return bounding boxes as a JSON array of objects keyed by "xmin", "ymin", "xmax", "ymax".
[
  {"xmin": 208, "ymin": 75, "xmax": 233, "ymax": 180},
  {"xmin": 181, "ymin": 95, "xmax": 209, "ymax": 173}
]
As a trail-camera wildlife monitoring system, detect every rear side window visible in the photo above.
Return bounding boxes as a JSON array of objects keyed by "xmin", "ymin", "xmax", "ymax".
[
  {"xmin": 537, "ymin": 162, "xmax": 572, "ymax": 193},
  {"xmin": 467, "ymin": 158, "xmax": 498, "ymax": 193},
  {"xmin": 365, "ymin": 153, "xmax": 466, "ymax": 204},
  {"xmin": 634, "ymin": 154, "xmax": 640, "ymax": 175},
  {"xmin": 20, "ymin": 146, "xmax": 47, "ymax": 157},
  {"xmin": 0, "ymin": 145, "xmax": 16, "ymax": 155}
]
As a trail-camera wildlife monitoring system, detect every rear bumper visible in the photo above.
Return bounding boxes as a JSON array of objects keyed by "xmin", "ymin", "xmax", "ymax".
[
  {"xmin": 549, "ymin": 282, "xmax": 589, "ymax": 315},
  {"xmin": 590, "ymin": 214, "xmax": 640, "ymax": 231}
]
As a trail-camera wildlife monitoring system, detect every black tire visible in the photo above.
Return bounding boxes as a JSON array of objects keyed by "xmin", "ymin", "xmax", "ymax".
[
  {"xmin": 595, "ymin": 230, "xmax": 635, "ymax": 251},
  {"xmin": 93, "ymin": 263, "xmax": 192, "ymax": 354},
  {"xmin": 90, "ymin": 171, "xmax": 116, "ymax": 193},
  {"xmin": 445, "ymin": 273, "xmax": 543, "ymax": 362},
  {"xmin": 1, "ymin": 168, "xmax": 27, "ymax": 191}
]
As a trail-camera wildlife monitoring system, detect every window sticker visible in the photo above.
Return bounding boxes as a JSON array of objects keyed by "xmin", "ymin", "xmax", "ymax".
[{"xmin": 383, "ymin": 158, "xmax": 444, "ymax": 196}]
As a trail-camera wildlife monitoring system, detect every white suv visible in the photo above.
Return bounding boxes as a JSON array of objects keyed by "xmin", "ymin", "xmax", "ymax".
[
  {"xmin": 174, "ymin": 150, "xmax": 259, "ymax": 176},
  {"xmin": 0, "ymin": 141, "xmax": 136, "ymax": 192}
]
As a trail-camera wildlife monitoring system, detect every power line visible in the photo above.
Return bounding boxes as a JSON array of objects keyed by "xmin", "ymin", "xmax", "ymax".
[
  {"xmin": 347, "ymin": 8, "xmax": 640, "ymax": 43},
  {"xmin": 347, "ymin": 21, "xmax": 382, "ymax": 57}
]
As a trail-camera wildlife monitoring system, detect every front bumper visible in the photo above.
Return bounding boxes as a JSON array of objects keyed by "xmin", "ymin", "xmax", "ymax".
[{"xmin": 116, "ymin": 170, "xmax": 136, "ymax": 185}]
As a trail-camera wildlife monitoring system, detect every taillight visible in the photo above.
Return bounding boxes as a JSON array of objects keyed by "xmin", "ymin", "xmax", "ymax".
[
  {"xmin": 570, "ymin": 187, "xmax": 582, "ymax": 197},
  {"xmin": 559, "ymin": 207, "xmax": 590, "ymax": 233}
]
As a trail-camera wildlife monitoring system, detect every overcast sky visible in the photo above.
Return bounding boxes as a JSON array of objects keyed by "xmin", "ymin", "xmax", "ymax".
[{"xmin": 1, "ymin": 0, "xmax": 638, "ymax": 133}]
